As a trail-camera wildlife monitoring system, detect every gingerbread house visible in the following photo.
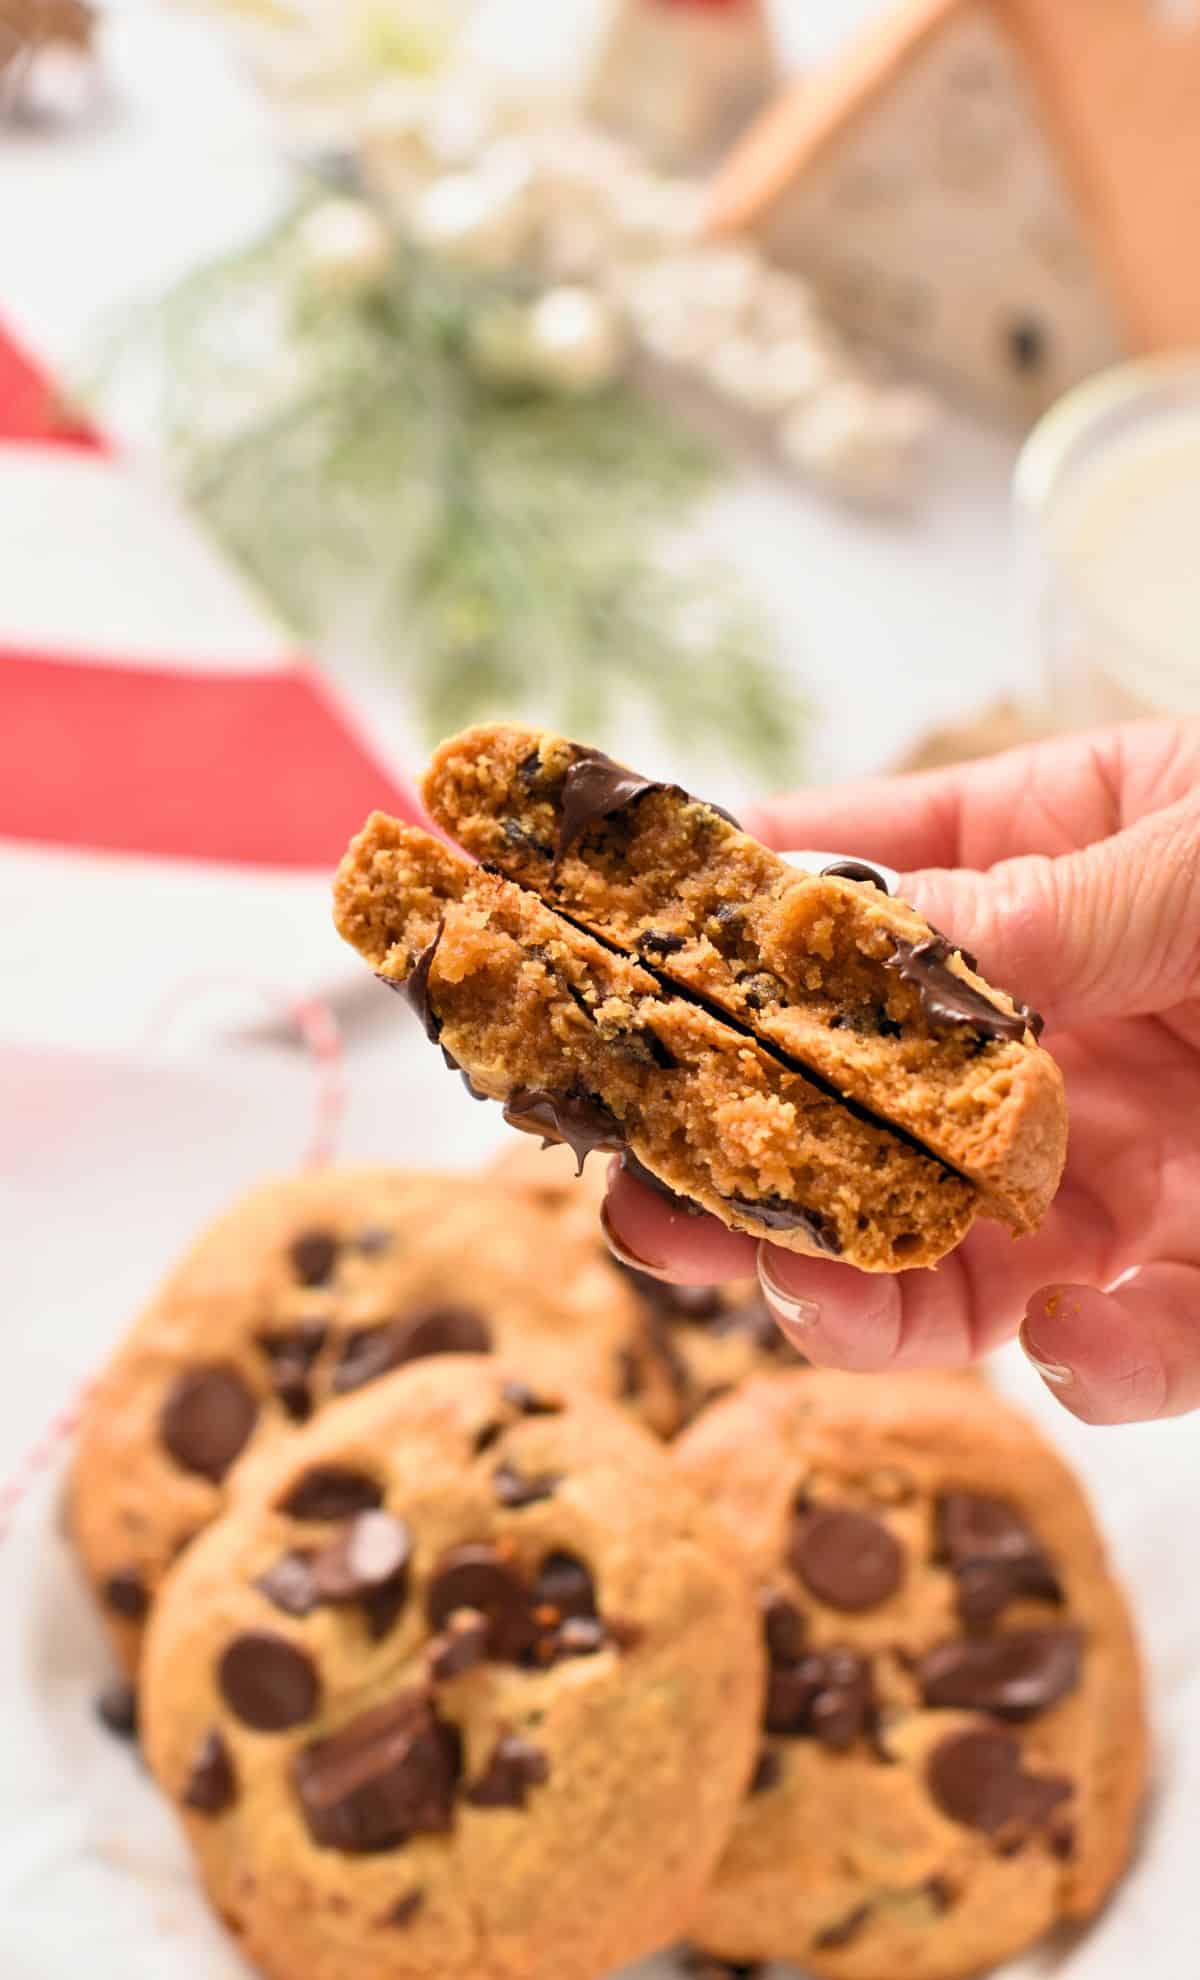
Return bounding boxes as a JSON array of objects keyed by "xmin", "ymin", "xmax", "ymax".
[{"xmin": 706, "ymin": 0, "xmax": 1200, "ymax": 421}]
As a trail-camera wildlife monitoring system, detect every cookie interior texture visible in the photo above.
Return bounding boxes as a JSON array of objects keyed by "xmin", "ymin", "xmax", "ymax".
[
  {"xmin": 139, "ymin": 1358, "xmax": 763, "ymax": 1980},
  {"xmin": 421, "ymin": 723, "xmax": 1067, "ymax": 1233},
  {"xmin": 673, "ymin": 1370, "xmax": 1146, "ymax": 1980},
  {"xmin": 69, "ymin": 1166, "xmax": 692, "ymax": 1676},
  {"xmin": 333, "ymin": 817, "xmax": 978, "ymax": 1270}
]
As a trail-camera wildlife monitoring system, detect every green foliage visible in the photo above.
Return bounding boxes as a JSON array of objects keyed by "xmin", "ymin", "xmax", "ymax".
[{"xmin": 94, "ymin": 201, "xmax": 806, "ymax": 779}]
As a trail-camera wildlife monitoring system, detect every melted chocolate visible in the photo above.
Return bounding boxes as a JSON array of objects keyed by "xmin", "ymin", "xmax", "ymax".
[
  {"xmin": 721, "ymin": 1193, "xmax": 842, "ymax": 1254},
  {"xmin": 555, "ymin": 749, "xmax": 739, "ymax": 864},
  {"xmin": 402, "ymin": 925, "xmax": 445, "ymax": 1044},
  {"xmin": 501, "ymin": 1087, "xmax": 626, "ymax": 1174},
  {"xmin": 618, "ymin": 1150, "xmax": 705, "ymax": 1216},
  {"xmin": 820, "ymin": 860, "xmax": 890, "ymax": 894},
  {"xmin": 887, "ymin": 938, "xmax": 1037, "ymax": 1045}
]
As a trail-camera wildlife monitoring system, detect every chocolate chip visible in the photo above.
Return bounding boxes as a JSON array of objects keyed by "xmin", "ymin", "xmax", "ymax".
[
  {"xmin": 935, "ymin": 1492, "xmax": 1062, "ymax": 1629},
  {"xmin": 161, "ymin": 1365, "xmax": 258, "ymax": 1482},
  {"xmin": 103, "ymin": 1569, "xmax": 149, "ymax": 1620},
  {"xmin": 556, "ymin": 751, "xmax": 663, "ymax": 861},
  {"xmin": 218, "ymin": 1631, "xmax": 321, "ymax": 1731},
  {"xmin": 384, "ymin": 1890, "xmax": 425, "ymax": 1928},
  {"xmin": 918, "ymin": 1628, "xmax": 1082, "ymax": 1721},
  {"xmin": 256, "ymin": 1324, "xmax": 328, "ymax": 1423},
  {"xmin": 790, "ymin": 1507, "xmax": 904, "ymax": 1611},
  {"xmin": 722, "ymin": 1194, "xmax": 843, "ymax": 1253},
  {"xmin": 516, "ymin": 748, "xmax": 542, "ymax": 787},
  {"xmin": 473, "ymin": 1420, "xmax": 504, "ymax": 1455},
  {"xmin": 309, "ymin": 1512, "xmax": 412, "ymax": 1607},
  {"xmin": 465, "ymin": 1733, "xmax": 549, "ymax": 1809},
  {"xmin": 363, "ymin": 1580, "xmax": 411, "ymax": 1644},
  {"xmin": 426, "ymin": 1544, "xmax": 537, "ymax": 1662},
  {"xmin": 501, "ymin": 1379, "xmax": 562, "ymax": 1416},
  {"xmin": 289, "ymin": 1229, "xmax": 340, "ymax": 1287},
  {"xmin": 927, "ymin": 1726, "xmax": 1072, "ymax": 1836},
  {"xmin": 502, "ymin": 1087, "xmax": 625, "ymax": 1174},
  {"xmin": 748, "ymin": 1746, "xmax": 782, "ymax": 1795},
  {"xmin": 429, "ymin": 1610, "xmax": 491, "ymax": 1680},
  {"xmin": 814, "ymin": 1903, "xmax": 873, "ymax": 1950},
  {"xmin": 278, "ymin": 1467, "xmax": 383, "ymax": 1521},
  {"xmin": 637, "ymin": 930, "xmax": 686, "ymax": 959},
  {"xmin": 820, "ymin": 860, "xmax": 891, "ymax": 893},
  {"xmin": 765, "ymin": 1649, "xmax": 874, "ymax": 1749},
  {"xmin": 402, "ymin": 925, "xmax": 445, "ymax": 1044},
  {"xmin": 532, "ymin": 1552, "xmax": 597, "ymax": 1622},
  {"xmin": 887, "ymin": 937, "xmax": 1033, "ymax": 1044},
  {"xmin": 331, "ymin": 1324, "xmax": 407, "ymax": 1395},
  {"xmin": 255, "ymin": 1551, "xmax": 319, "ymax": 1618},
  {"xmin": 502, "ymin": 817, "xmax": 552, "ymax": 858},
  {"xmin": 95, "ymin": 1680, "xmax": 139, "ymax": 1741},
  {"xmin": 760, "ymin": 1589, "xmax": 807, "ymax": 1664},
  {"xmin": 396, "ymin": 1306, "xmax": 493, "ymax": 1361},
  {"xmin": 293, "ymin": 1691, "xmax": 461, "ymax": 1851},
  {"xmin": 492, "ymin": 1461, "xmax": 562, "ymax": 1509},
  {"xmin": 183, "ymin": 1729, "xmax": 237, "ymax": 1814}
]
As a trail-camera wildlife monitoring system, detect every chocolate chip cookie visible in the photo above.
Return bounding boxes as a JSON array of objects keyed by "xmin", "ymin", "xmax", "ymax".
[
  {"xmin": 140, "ymin": 1358, "xmax": 763, "ymax": 1980},
  {"xmin": 487, "ymin": 1140, "xmax": 803, "ymax": 1431},
  {"xmin": 334, "ymin": 817, "xmax": 980, "ymax": 1269},
  {"xmin": 421, "ymin": 724, "xmax": 1067, "ymax": 1232},
  {"xmin": 70, "ymin": 1167, "xmax": 676, "ymax": 1675},
  {"xmin": 673, "ymin": 1370, "xmax": 1146, "ymax": 1980}
]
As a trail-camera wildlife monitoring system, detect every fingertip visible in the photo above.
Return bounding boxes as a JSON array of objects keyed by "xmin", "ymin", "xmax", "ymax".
[
  {"xmin": 757, "ymin": 1245, "xmax": 903, "ymax": 1371},
  {"xmin": 1020, "ymin": 1284, "xmax": 1169, "ymax": 1425},
  {"xmin": 601, "ymin": 1160, "xmax": 758, "ymax": 1284}
]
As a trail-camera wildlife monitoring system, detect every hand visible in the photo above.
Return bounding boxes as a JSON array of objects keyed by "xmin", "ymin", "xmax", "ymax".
[{"xmin": 602, "ymin": 720, "xmax": 1200, "ymax": 1426}]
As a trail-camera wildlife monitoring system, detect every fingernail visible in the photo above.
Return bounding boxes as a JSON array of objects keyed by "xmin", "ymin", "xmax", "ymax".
[
  {"xmin": 757, "ymin": 1247, "xmax": 822, "ymax": 1344},
  {"xmin": 1019, "ymin": 1315, "xmax": 1073, "ymax": 1388},
  {"xmin": 599, "ymin": 1201, "xmax": 672, "ymax": 1280}
]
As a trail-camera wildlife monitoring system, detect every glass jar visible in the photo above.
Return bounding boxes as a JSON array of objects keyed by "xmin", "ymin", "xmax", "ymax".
[{"xmin": 1014, "ymin": 356, "xmax": 1200, "ymax": 728}]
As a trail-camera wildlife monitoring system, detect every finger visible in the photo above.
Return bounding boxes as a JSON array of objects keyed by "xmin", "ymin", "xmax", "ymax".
[
  {"xmin": 601, "ymin": 1160, "xmax": 758, "ymax": 1284},
  {"xmin": 905, "ymin": 785, "xmax": 1200, "ymax": 1027},
  {"xmin": 1020, "ymin": 1265, "xmax": 1200, "ymax": 1424},
  {"xmin": 746, "ymin": 769, "xmax": 966, "ymax": 872}
]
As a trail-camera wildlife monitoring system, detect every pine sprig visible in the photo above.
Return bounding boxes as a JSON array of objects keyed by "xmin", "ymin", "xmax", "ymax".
[{"xmin": 92, "ymin": 202, "xmax": 806, "ymax": 781}]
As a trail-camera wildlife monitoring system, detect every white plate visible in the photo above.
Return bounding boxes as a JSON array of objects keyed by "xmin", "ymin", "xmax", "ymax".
[{"xmin": 1, "ymin": 1041, "xmax": 1196, "ymax": 1978}]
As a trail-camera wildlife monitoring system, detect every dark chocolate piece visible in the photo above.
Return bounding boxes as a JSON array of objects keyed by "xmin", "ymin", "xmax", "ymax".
[
  {"xmin": 790, "ymin": 1507, "xmax": 904, "ymax": 1612},
  {"xmin": 531, "ymin": 1552, "xmax": 597, "ymax": 1622},
  {"xmin": 103, "ymin": 1569, "xmax": 149, "ymax": 1621},
  {"xmin": 748, "ymin": 1746, "xmax": 782, "ymax": 1796},
  {"xmin": 765, "ymin": 1648, "xmax": 875, "ymax": 1749},
  {"xmin": 760, "ymin": 1589, "xmax": 808, "ymax": 1664},
  {"xmin": 292, "ymin": 1691, "xmax": 461, "ymax": 1852},
  {"xmin": 289, "ymin": 1228, "xmax": 340, "ymax": 1286},
  {"xmin": 721, "ymin": 1193, "xmax": 843, "ymax": 1253},
  {"xmin": 256, "ymin": 1323, "xmax": 328, "ymax": 1423},
  {"xmin": 888, "ymin": 937, "xmax": 1033, "ymax": 1044},
  {"xmin": 426, "ymin": 1543, "xmax": 538, "ymax": 1662},
  {"xmin": 255, "ymin": 1550, "xmax": 319, "ymax": 1618},
  {"xmin": 502, "ymin": 1087, "xmax": 626, "ymax": 1174},
  {"xmin": 309, "ymin": 1511, "xmax": 413, "ymax": 1607},
  {"xmin": 465, "ymin": 1733, "xmax": 549, "ymax": 1809},
  {"xmin": 556, "ymin": 751, "xmax": 664, "ymax": 861},
  {"xmin": 403, "ymin": 924, "xmax": 445, "ymax": 1043},
  {"xmin": 429, "ymin": 1609, "xmax": 490, "ymax": 1680},
  {"xmin": 918, "ymin": 1627, "xmax": 1082, "ymax": 1721},
  {"xmin": 934, "ymin": 1492, "xmax": 1063, "ymax": 1629},
  {"xmin": 160, "ymin": 1365, "xmax": 258, "ymax": 1483},
  {"xmin": 820, "ymin": 859, "xmax": 891, "ymax": 893},
  {"xmin": 278, "ymin": 1467, "xmax": 383, "ymax": 1521},
  {"xmin": 96, "ymin": 1680, "xmax": 139, "ymax": 1741},
  {"xmin": 218, "ymin": 1631, "xmax": 321, "ymax": 1731},
  {"xmin": 183, "ymin": 1729, "xmax": 237, "ymax": 1814},
  {"xmin": 927, "ymin": 1726, "xmax": 1072, "ymax": 1836}
]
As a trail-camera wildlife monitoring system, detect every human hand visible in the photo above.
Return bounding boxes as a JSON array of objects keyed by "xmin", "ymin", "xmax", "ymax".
[{"xmin": 602, "ymin": 720, "xmax": 1200, "ymax": 1426}]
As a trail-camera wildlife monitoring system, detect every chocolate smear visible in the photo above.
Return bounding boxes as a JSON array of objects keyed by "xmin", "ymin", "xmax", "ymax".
[
  {"xmin": 293, "ymin": 1690, "xmax": 461, "ymax": 1852},
  {"xmin": 918, "ymin": 1627, "xmax": 1082, "ymax": 1721},
  {"xmin": 161, "ymin": 1365, "xmax": 258, "ymax": 1483},
  {"xmin": 790, "ymin": 1507, "xmax": 904, "ymax": 1612},
  {"xmin": 502, "ymin": 1087, "xmax": 625, "ymax": 1174},
  {"xmin": 748, "ymin": 1746, "xmax": 782, "ymax": 1796},
  {"xmin": 183, "ymin": 1729, "xmax": 237, "ymax": 1815},
  {"xmin": 465, "ymin": 1733, "xmax": 549, "ymax": 1809},
  {"xmin": 927, "ymin": 1726, "xmax": 1072, "ymax": 1836},
  {"xmin": 888, "ymin": 937, "xmax": 1034, "ymax": 1044}
]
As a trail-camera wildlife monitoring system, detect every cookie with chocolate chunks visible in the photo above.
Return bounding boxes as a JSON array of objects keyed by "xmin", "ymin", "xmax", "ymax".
[
  {"xmin": 674, "ymin": 1369, "xmax": 1145, "ymax": 1980},
  {"xmin": 333, "ymin": 817, "xmax": 978, "ymax": 1270},
  {"xmin": 140, "ymin": 1358, "xmax": 762, "ymax": 1980},
  {"xmin": 420, "ymin": 723, "xmax": 1067, "ymax": 1232},
  {"xmin": 69, "ymin": 1164, "xmax": 669, "ymax": 1673}
]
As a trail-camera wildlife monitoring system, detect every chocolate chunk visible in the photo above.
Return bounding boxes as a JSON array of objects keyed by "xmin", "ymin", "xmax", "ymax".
[
  {"xmin": 887, "ymin": 937, "xmax": 1032, "ymax": 1044},
  {"xmin": 426, "ymin": 1544, "xmax": 537, "ymax": 1662},
  {"xmin": 309, "ymin": 1512, "xmax": 413, "ymax": 1608},
  {"xmin": 760, "ymin": 1590, "xmax": 807, "ymax": 1665},
  {"xmin": 96, "ymin": 1680, "xmax": 139, "ymax": 1741},
  {"xmin": 385, "ymin": 1890, "xmax": 425, "ymax": 1928},
  {"xmin": 218, "ymin": 1631, "xmax": 321, "ymax": 1731},
  {"xmin": 748, "ymin": 1746, "xmax": 782, "ymax": 1795},
  {"xmin": 502, "ymin": 1087, "xmax": 625, "ymax": 1174},
  {"xmin": 289, "ymin": 1229, "xmax": 340, "ymax": 1287},
  {"xmin": 516, "ymin": 748, "xmax": 543, "ymax": 787},
  {"xmin": 103, "ymin": 1569, "xmax": 149, "ymax": 1620},
  {"xmin": 820, "ymin": 859, "xmax": 891, "ymax": 894},
  {"xmin": 331, "ymin": 1324, "xmax": 408, "ymax": 1395},
  {"xmin": 255, "ymin": 1550, "xmax": 319, "ymax": 1618},
  {"xmin": 492, "ymin": 1461, "xmax": 562, "ymax": 1509},
  {"xmin": 637, "ymin": 930, "xmax": 687, "ymax": 959},
  {"xmin": 556, "ymin": 751, "xmax": 664, "ymax": 860},
  {"xmin": 814, "ymin": 1903, "xmax": 873, "ymax": 1950},
  {"xmin": 935, "ymin": 1492, "xmax": 1062, "ymax": 1629},
  {"xmin": 256, "ymin": 1323, "xmax": 328, "ymax": 1423},
  {"xmin": 554, "ymin": 1615, "xmax": 607, "ymax": 1657},
  {"xmin": 183, "ymin": 1729, "xmax": 237, "ymax": 1815},
  {"xmin": 722, "ymin": 1194, "xmax": 843, "ymax": 1254},
  {"xmin": 927, "ymin": 1726, "xmax": 1072, "ymax": 1836},
  {"xmin": 429, "ymin": 1610, "xmax": 491, "ymax": 1680},
  {"xmin": 918, "ymin": 1628, "xmax": 1083, "ymax": 1721},
  {"xmin": 500, "ymin": 1379, "xmax": 562, "ymax": 1416},
  {"xmin": 465, "ymin": 1733, "xmax": 549, "ymax": 1809},
  {"xmin": 161, "ymin": 1365, "xmax": 258, "ymax": 1482},
  {"xmin": 402, "ymin": 925, "xmax": 445, "ymax": 1044},
  {"xmin": 532, "ymin": 1552, "xmax": 598, "ymax": 1622},
  {"xmin": 790, "ymin": 1507, "xmax": 904, "ymax": 1612},
  {"xmin": 765, "ymin": 1649, "xmax": 874, "ymax": 1749},
  {"xmin": 363, "ymin": 1579, "xmax": 411, "ymax": 1644},
  {"xmin": 396, "ymin": 1305, "xmax": 493, "ymax": 1361},
  {"xmin": 293, "ymin": 1691, "xmax": 461, "ymax": 1851},
  {"xmin": 278, "ymin": 1466, "xmax": 383, "ymax": 1521}
]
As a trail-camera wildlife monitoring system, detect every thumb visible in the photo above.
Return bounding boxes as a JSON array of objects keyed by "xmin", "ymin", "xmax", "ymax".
[{"xmin": 902, "ymin": 790, "xmax": 1200, "ymax": 1029}]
